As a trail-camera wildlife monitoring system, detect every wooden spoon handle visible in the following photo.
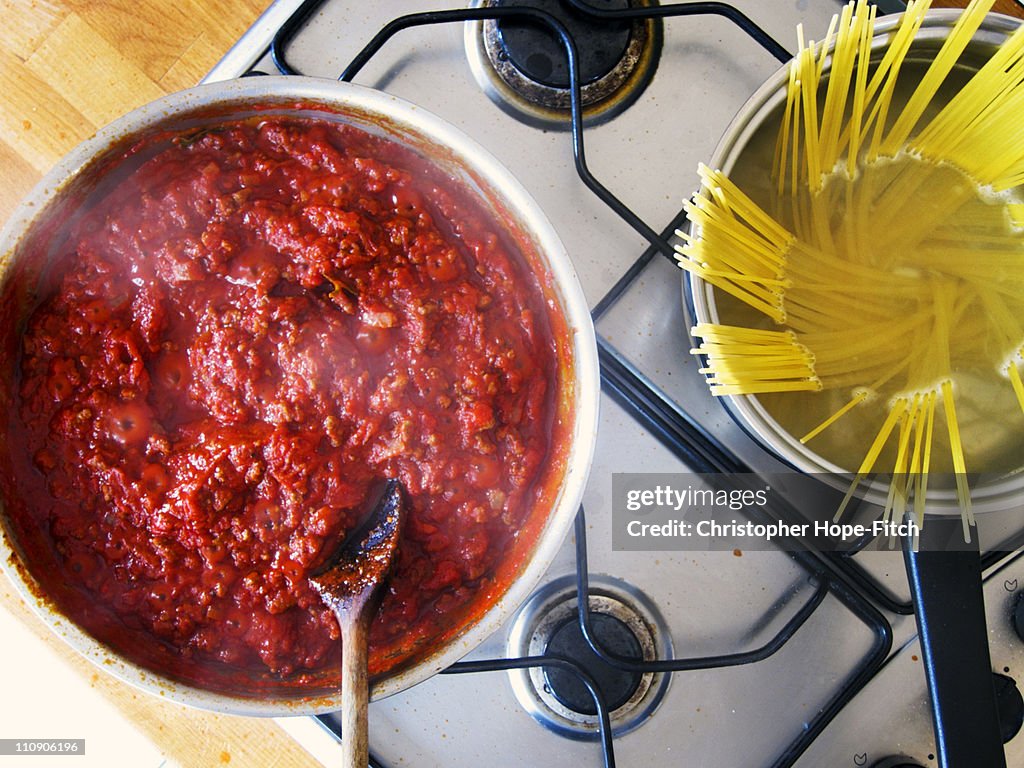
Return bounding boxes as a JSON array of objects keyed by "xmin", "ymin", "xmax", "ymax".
[{"xmin": 339, "ymin": 607, "xmax": 372, "ymax": 768}]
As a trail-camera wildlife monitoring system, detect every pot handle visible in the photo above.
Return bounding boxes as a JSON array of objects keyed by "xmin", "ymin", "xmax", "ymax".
[{"xmin": 903, "ymin": 516, "xmax": 1006, "ymax": 768}]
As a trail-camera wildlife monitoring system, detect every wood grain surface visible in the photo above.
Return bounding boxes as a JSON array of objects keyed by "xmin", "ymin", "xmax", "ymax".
[
  {"xmin": 1, "ymin": 4, "xmax": 327, "ymax": 766},
  {"xmin": 0, "ymin": 0, "xmax": 1022, "ymax": 766},
  {"xmin": 0, "ymin": 0, "xmax": 273, "ymax": 221}
]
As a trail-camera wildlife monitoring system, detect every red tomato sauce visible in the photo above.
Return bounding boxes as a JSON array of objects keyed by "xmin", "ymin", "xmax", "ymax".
[{"xmin": 5, "ymin": 117, "xmax": 562, "ymax": 687}]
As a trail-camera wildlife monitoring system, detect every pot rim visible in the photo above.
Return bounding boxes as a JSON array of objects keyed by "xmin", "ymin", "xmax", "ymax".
[
  {"xmin": 684, "ymin": 9, "xmax": 1024, "ymax": 514},
  {"xmin": 0, "ymin": 76, "xmax": 600, "ymax": 716}
]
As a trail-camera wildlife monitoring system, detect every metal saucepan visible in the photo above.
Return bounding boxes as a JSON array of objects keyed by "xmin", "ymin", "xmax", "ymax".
[
  {"xmin": 685, "ymin": 11, "xmax": 1021, "ymax": 768},
  {"xmin": 0, "ymin": 77, "xmax": 600, "ymax": 715}
]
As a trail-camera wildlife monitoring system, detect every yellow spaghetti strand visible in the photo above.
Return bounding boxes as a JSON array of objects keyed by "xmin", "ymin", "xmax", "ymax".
[
  {"xmin": 940, "ymin": 379, "xmax": 973, "ymax": 540},
  {"xmin": 800, "ymin": 390, "xmax": 868, "ymax": 444},
  {"xmin": 864, "ymin": 1, "xmax": 930, "ymax": 163},
  {"xmin": 690, "ymin": 324, "xmax": 820, "ymax": 396},
  {"xmin": 906, "ymin": 390, "xmax": 929, "ymax": 525},
  {"xmin": 845, "ymin": 1, "xmax": 876, "ymax": 177},
  {"xmin": 884, "ymin": 393, "xmax": 919, "ymax": 528},
  {"xmin": 800, "ymin": 40, "xmax": 824, "ymax": 190},
  {"xmin": 916, "ymin": 391, "xmax": 937, "ymax": 526},
  {"xmin": 1008, "ymin": 361, "xmax": 1024, "ymax": 416},
  {"xmin": 677, "ymin": 166, "xmax": 797, "ymax": 323},
  {"xmin": 817, "ymin": 2, "xmax": 856, "ymax": 185},
  {"xmin": 835, "ymin": 398, "xmax": 908, "ymax": 521},
  {"xmin": 774, "ymin": 52, "xmax": 801, "ymax": 196},
  {"xmin": 912, "ymin": 21, "xmax": 1024, "ymax": 188},
  {"xmin": 879, "ymin": 0, "xmax": 996, "ymax": 156}
]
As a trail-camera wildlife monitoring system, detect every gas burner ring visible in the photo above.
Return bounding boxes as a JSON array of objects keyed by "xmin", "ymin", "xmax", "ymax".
[
  {"xmin": 465, "ymin": 0, "xmax": 662, "ymax": 126},
  {"xmin": 506, "ymin": 574, "xmax": 673, "ymax": 739}
]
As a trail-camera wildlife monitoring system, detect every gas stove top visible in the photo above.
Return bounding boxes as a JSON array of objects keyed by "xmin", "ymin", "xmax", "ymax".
[{"xmin": 204, "ymin": 3, "xmax": 1024, "ymax": 766}]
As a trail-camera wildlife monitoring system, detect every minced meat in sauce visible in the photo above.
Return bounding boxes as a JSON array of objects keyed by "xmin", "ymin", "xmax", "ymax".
[{"xmin": 9, "ymin": 117, "xmax": 560, "ymax": 684}]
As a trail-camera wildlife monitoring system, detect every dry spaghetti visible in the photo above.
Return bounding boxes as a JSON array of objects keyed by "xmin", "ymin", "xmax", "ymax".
[{"xmin": 677, "ymin": 0, "xmax": 1024, "ymax": 538}]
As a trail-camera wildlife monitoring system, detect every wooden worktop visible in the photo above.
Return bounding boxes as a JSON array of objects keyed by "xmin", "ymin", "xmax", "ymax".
[
  {"xmin": 0, "ymin": 1, "xmax": 1022, "ymax": 766},
  {"xmin": 1, "ymin": 5, "xmax": 328, "ymax": 766}
]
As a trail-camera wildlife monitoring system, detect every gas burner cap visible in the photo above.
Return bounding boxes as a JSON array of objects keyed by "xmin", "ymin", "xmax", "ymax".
[
  {"xmin": 505, "ymin": 574, "xmax": 672, "ymax": 739},
  {"xmin": 465, "ymin": 0, "xmax": 662, "ymax": 126}
]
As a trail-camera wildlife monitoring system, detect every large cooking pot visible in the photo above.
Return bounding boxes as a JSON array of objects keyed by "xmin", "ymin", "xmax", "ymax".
[
  {"xmin": 687, "ymin": 9, "xmax": 1024, "ymax": 513},
  {"xmin": 685, "ymin": 10, "xmax": 1021, "ymax": 768},
  {"xmin": 0, "ymin": 77, "xmax": 599, "ymax": 715}
]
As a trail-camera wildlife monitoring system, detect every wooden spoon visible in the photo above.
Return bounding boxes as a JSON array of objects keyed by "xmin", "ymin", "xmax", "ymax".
[{"xmin": 309, "ymin": 479, "xmax": 405, "ymax": 768}]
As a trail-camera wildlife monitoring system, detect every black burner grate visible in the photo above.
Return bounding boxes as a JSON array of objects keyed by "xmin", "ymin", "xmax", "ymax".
[{"xmin": 544, "ymin": 611, "xmax": 645, "ymax": 715}]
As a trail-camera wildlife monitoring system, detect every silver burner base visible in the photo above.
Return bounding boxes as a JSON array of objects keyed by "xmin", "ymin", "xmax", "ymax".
[
  {"xmin": 464, "ymin": 0, "xmax": 661, "ymax": 126},
  {"xmin": 505, "ymin": 573, "xmax": 673, "ymax": 739}
]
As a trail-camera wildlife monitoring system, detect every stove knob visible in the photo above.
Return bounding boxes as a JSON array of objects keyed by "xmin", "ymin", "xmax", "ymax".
[
  {"xmin": 868, "ymin": 758, "xmax": 922, "ymax": 768},
  {"xmin": 994, "ymin": 672, "xmax": 1024, "ymax": 743}
]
